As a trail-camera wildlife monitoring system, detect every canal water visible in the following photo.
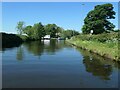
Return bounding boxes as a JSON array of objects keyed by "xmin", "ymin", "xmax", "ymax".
[{"xmin": 2, "ymin": 40, "xmax": 119, "ymax": 88}]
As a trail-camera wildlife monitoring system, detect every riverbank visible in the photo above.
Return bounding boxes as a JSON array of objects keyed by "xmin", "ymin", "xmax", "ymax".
[
  {"xmin": 1, "ymin": 33, "xmax": 23, "ymax": 48},
  {"xmin": 67, "ymin": 32, "xmax": 119, "ymax": 62},
  {"xmin": 1, "ymin": 32, "xmax": 32, "ymax": 48},
  {"xmin": 1, "ymin": 32, "xmax": 62, "ymax": 48}
]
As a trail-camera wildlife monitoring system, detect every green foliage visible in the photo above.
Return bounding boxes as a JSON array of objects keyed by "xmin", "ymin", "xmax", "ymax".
[
  {"xmin": 18, "ymin": 21, "xmax": 79, "ymax": 40},
  {"xmin": 23, "ymin": 22, "xmax": 46, "ymax": 40},
  {"xmin": 82, "ymin": 3, "xmax": 116, "ymax": 34},
  {"xmin": 17, "ymin": 34, "xmax": 30, "ymax": 41},
  {"xmin": 44, "ymin": 24, "xmax": 79, "ymax": 39},
  {"xmin": 44, "ymin": 24, "xmax": 62, "ymax": 38},
  {"xmin": 61, "ymin": 30, "xmax": 79, "ymax": 39},
  {"xmin": 16, "ymin": 21, "xmax": 25, "ymax": 35},
  {"xmin": 75, "ymin": 32, "xmax": 118, "ymax": 43},
  {"xmin": 23, "ymin": 25, "xmax": 33, "ymax": 38},
  {"xmin": 68, "ymin": 32, "xmax": 119, "ymax": 61},
  {"xmin": 32, "ymin": 22, "xmax": 45, "ymax": 40}
]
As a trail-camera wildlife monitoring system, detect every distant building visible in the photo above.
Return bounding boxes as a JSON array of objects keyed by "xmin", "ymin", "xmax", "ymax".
[
  {"xmin": 44, "ymin": 35, "xmax": 50, "ymax": 39},
  {"xmin": 22, "ymin": 34, "xmax": 28, "ymax": 36}
]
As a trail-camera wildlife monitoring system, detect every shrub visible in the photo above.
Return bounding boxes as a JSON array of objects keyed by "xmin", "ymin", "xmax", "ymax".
[
  {"xmin": 1, "ymin": 32, "xmax": 23, "ymax": 48},
  {"xmin": 74, "ymin": 32, "xmax": 118, "ymax": 43}
]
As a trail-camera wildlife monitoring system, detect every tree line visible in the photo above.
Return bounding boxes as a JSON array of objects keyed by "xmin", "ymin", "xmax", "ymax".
[
  {"xmin": 16, "ymin": 22, "xmax": 79, "ymax": 40},
  {"xmin": 16, "ymin": 3, "xmax": 117, "ymax": 41}
]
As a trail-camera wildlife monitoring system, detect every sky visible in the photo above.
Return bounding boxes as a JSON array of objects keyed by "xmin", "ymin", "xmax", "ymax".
[{"xmin": 2, "ymin": 2, "xmax": 119, "ymax": 34}]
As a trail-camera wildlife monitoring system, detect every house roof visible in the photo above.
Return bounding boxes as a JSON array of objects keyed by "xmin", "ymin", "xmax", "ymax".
[{"xmin": 44, "ymin": 35, "xmax": 50, "ymax": 38}]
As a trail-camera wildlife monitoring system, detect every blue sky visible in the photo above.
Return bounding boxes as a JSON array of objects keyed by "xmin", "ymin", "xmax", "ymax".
[{"xmin": 2, "ymin": 2, "xmax": 118, "ymax": 34}]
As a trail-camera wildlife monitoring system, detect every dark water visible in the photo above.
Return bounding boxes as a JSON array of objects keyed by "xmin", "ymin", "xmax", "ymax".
[{"xmin": 2, "ymin": 40, "xmax": 119, "ymax": 88}]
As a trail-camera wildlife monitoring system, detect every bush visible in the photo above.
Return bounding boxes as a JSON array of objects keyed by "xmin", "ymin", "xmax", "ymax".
[
  {"xmin": 74, "ymin": 32, "xmax": 118, "ymax": 43},
  {"xmin": 1, "ymin": 32, "xmax": 23, "ymax": 48},
  {"xmin": 17, "ymin": 34, "xmax": 30, "ymax": 41}
]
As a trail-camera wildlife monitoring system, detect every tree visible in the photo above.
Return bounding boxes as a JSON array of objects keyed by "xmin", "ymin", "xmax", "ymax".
[
  {"xmin": 82, "ymin": 3, "xmax": 116, "ymax": 34},
  {"xmin": 16, "ymin": 21, "xmax": 25, "ymax": 35},
  {"xmin": 56, "ymin": 27, "xmax": 63, "ymax": 38},
  {"xmin": 61, "ymin": 30, "xmax": 79, "ymax": 39},
  {"xmin": 32, "ymin": 22, "xmax": 45, "ymax": 40},
  {"xmin": 44, "ymin": 24, "xmax": 66, "ymax": 38},
  {"xmin": 23, "ymin": 25, "xmax": 33, "ymax": 38},
  {"xmin": 44, "ymin": 24, "xmax": 58, "ymax": 38}
]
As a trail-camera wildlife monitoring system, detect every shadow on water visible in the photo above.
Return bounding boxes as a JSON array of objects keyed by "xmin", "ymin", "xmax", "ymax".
[
  {"xmin": 1, "ymin": 43, "xmax": 22, "ymax": 52},
  {"xmin": 76, "ymin": 48, "xmax": 119, "ymax": 80}
]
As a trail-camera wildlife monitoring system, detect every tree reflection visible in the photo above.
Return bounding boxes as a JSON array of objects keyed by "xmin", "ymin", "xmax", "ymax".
[
  {"xmin": 114, "ymin": 62, "xmax": 120, "ymax": 69},
  {"xmin": 22, "ymin": 40, "xmax": 67, "ymax": 57},
  {"xmin": 44, "ymin": 40, "xmax": 64, "ymax": 54},
  {"xmin": 23, "ymin": 41, "xmax": 44, "ymax": 56},
  {"xmin": 77, "ymin": 48, "xmax": 113, "ymax": 80},
  {"xmin": 16, "ymin": 46, "xmax": 24, "ymax": 61}
]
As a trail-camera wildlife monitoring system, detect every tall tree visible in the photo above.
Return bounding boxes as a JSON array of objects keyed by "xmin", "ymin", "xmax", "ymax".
[
  {"xmin": 32, "ymin": 22, "xmax": 45, "ymax": 40},
  {"xmin": 16, "ymin": 21, "xmax": 25, "ymax": 35},
  {"xmin": 44, "ymin": 24, "xmax": 58, "ymax": 38},
  {"xmin": 23, "ymin": 25, "xmax": 33, "ymax": 38},
  {"xmin": 82, "ymin": 3, "xmax": 116, "ymax": 34}
]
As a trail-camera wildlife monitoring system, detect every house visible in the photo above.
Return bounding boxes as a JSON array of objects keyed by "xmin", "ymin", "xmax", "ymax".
[{"xmin": 44, "ymin": 35, "xmax": 50, "ymax": 40}]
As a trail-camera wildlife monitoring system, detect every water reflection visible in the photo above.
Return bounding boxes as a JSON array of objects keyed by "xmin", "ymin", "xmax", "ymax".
[
  {"xmin": 2, "ymin": 40, "xmax": 119, "ymax": 88},
  {"xmin": 16, "ymin": 40, "xmax": 118, "ymax": 80},
  {"xmin": 77, "ymin": 48, "xmax": 113, "ymax": 80},
  {"xmin": 1, "ymin": 43, "xmax": 22, "ymax": 52},
  {"xmin": 23, "ymin": 41, "xmax": 44, "ymax": 56},
  {"xmin": 18, "ymin": 40, "xmax": 67, "ymax": 57},
  {"xmin": 16, "ymin": 46, "xmax": 24, "ymax": 60},
  {"xmin": 44, "ymin": 40, "xmax": 63, "ymax": 54}
]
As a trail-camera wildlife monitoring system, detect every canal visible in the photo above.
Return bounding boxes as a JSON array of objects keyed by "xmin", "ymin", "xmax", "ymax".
[{"xmin": 2, "ymin": 40, "xmax": 119, "ymax": 88}]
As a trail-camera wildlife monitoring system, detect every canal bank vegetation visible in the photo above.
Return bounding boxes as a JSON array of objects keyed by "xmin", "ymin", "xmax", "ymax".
[
  {"xmin": 1, "ymin": 32, "xmax": 33, "ymax": 48},
  {"xmin": 68, "ymin": 3, "xmax": 119, "ymax": 62},
  {"xmin": 1, "ymin": 32, "xmax": 23, "ymax": 48},
  {"xmin": 2, "ymin": 21, "xmax": 79, "ymax": 48},
  {"xmin": 67, "ymin": 32, "xmax": 119, "ymax": 61},
  {"xmin": 16, "ymin": 21, "xmax": 79, "ymax": 40}
]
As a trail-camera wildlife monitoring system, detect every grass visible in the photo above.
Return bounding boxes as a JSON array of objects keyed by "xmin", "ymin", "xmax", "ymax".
[{"xmin": 67, "ymin": 33, "xmax": 119, "ymax": 62}]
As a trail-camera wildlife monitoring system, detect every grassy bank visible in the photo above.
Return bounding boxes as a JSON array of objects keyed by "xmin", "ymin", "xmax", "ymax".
[{"xmin": 67, "ymin": 32, "xmax": 119, "ymax": 62}]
